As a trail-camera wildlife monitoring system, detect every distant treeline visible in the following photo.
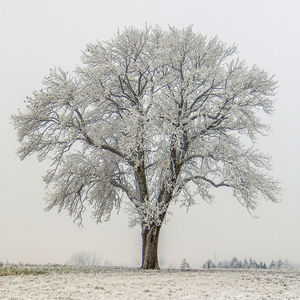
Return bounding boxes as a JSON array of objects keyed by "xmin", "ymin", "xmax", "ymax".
[{"xmin": 202, "ymin": 257, "xmax": 289, "ymax": 269}]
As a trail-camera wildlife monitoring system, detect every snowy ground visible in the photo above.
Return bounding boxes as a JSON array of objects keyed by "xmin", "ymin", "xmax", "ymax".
[{"xmin": 0, "ymin": 267, "xmax": 299, "ymax": 299}]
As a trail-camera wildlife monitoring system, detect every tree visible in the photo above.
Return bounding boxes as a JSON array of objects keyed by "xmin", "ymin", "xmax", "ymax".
[
  {"xmin": 242, "ymin": 258, "xmax": 249, "ymax": 269},
  {"xmin": 203, "ymin": 259, "xmax": 216, "ymax": 269},
  {"xmin": 67, "ymin": 251, "xmax": 101, "ymax": 267},
  {"xmin": 249, "ymin": 258, "xmax": 259, "ymax": 269},
  {"xmin": 180, "ymin": 258, "xmax": 190, "ymax": 269},
  {"xmin": 269, "ymin": 259, "xmax": 276, "ymax": 269},
  {"xmin": 159, "ymin": 257, "xmax": 167, "ymax": 268},
  {"xmin": 231, "ymin": 256, "xmax": 242, "ymax": 269},
  {"xmin": 276, "ymin": 259, "xmax": 284, "ymax": 269},
  {"xmin": 13, "ymin": 26, "xmax": 280, "ymax": 269}
]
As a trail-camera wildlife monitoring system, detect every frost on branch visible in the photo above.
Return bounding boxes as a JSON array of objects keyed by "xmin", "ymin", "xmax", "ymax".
[{"xmin": 13, "ymin": 26, "xmax": 280, "ymax": 230}]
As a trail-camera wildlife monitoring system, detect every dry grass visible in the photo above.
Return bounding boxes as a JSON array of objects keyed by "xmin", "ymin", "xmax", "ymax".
[{"xmin": 0, "ymin": 265, "xmax": 48, "ymax": 276}]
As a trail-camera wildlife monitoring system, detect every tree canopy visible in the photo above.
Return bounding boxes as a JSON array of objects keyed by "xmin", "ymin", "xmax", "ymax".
[{"xmin": 13, "ymin": 26, "xmax": 280, "ymax": 269}]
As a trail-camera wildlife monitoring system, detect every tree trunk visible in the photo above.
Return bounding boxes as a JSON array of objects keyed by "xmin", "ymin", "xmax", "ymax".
[{"xmin": 141, "ymin": 224, "xmax": 161, "ymax": 269}]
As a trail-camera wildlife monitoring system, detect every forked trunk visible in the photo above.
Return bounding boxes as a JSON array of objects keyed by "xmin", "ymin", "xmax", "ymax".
[{"xmin": 141, "ymin": 224, "xmax": 161, "ymax": 269}]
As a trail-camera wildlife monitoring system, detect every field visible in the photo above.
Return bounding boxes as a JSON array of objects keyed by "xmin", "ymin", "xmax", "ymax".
[{"xmin": 0, "ymin": 266, "xmax": 299, "ymax": 299}]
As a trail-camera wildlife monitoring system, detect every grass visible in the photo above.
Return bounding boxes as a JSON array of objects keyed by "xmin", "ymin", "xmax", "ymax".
[
  {"xmin": 0, "ymin": 265, "xmax": 48, "ymax": 276},
  {"xmin": 0, "ymin": 263, "xmax": 134, "ymax": 276}
]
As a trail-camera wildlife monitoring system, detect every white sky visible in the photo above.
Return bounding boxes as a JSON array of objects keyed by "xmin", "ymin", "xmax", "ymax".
[{"xmin": 1, "ymin": 0, "xmax": 299, "ymax": 267}]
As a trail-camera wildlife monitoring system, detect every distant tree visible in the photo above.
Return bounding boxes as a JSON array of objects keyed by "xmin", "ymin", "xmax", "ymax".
[
  {"xmin": 180, "ymin": 258, "xmax": 190, "ymax": 269},
  {"xmin": 67, "ymin": 251, "xmax": 101, "ymax": 267},
  {"xmin": 263, "ymin": 262, "xmax": 267, "ymax": 269},
  {"xmin": 276, "ymin": 259, "xmax": 284, "ymax": 269},
  {"xmin": 13, "ymin": 26, "xmax": 280, "ymax": 269},
  {"xmin": 230, "ymin": 256, "xmax": 242, "ymax": 268},
  {"xmin": 159, "ymin": 257, "xmax": 167, "ymax": 268},
  {"xmin": 284, "ymin": 259, "xmax": 290, "ymax": 269},
  {"xmin": 223, "ymin": 260, "xmax": 231, "ymax": 268},
  {"xmin": 203, "ymin": 259, "xmax": 216, "ymax": 269},
  {"xmin": 248, "ymin": 258, "xmax": 259, "ymax": 269},
  {"xmin": 103, "ymin": 260, "xmax": 113, "ymax": 267},
  {"xmin": 269, "ymin": 260, "xmax": 276, "ymax": 269},
  {"xmin": 242, "ymin": 258, "xmax": 249, "ymax": 269},
  {"xmin": 230, "ymin": 256, "xmax": 237, "ymax": 268}
]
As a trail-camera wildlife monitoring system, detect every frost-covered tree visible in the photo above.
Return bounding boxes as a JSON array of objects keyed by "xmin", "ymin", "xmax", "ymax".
[
  {"xmin": 276, "ymin": 259, "xmax": 284, "ymax": 269},
  {"xmin": 269, "ymin": 259, "xmax": 276, "ymax": 269},
  {"xmin": 249, "ymin": 258, "xmax": 259, "ymax": 269},
  {"xmin": 258, "ymin": 261, "xmax": 267, "ymax": 269},
  {"xmin": 180, "ymin": 258, "xmax": 190, "ymax": 269},
  {"xmin": 67, "ymin": 251, "xmax": 101, "ymax": 267},
  {"xmin": 231, "ymin": 256, "xmax": 242, "ymax": 269},
  {"xmin": 242, "ymin": 258, "xmax": 249, "ymax": 269},
  {"xmin": 203, "ymin": 259, "xmax": 216, "ymax": 269},
  {"xmin": 13, "ymin": 26, "xmax": 280, "ymax": 269}
]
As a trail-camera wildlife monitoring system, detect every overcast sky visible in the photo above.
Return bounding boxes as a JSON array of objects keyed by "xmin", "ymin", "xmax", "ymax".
[{"xmin": 1, "ymin": 0, "xmax": 299, "ymax": 267}]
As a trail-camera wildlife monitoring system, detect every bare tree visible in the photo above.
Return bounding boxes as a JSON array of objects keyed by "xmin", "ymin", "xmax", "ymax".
[
  {"xmin": 67, "ymin": 251, "xmax": 101, "ymax": 267},
  {"xmin": 13, "ymin": 26, "xmax": 280, "ymax": 269}
]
